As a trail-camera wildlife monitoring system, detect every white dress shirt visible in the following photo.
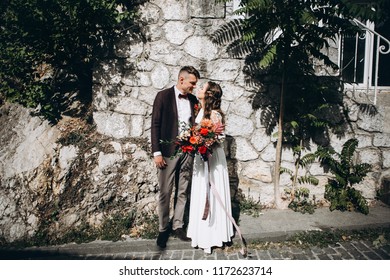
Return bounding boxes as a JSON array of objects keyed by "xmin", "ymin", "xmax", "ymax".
[{"xmin": 174, "ymin": 86, "xmax": 192, "ymax": 132}]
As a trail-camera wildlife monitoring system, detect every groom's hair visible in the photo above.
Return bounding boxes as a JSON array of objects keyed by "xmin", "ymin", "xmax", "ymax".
[{"xmin": 178, "ymin": 66, "xmax": 200, "ymax": 79}]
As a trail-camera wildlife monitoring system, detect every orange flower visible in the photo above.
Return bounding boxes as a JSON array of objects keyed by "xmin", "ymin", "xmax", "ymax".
[
  {"xmin": 189, "ymin": 136, "xmax": 198, "ymax": 144},
  {"xmin": 200, "ymin": 119, "xmax": 213, "ymax": 128}
]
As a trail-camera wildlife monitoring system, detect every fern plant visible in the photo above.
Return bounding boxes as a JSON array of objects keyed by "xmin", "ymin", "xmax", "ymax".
[
  {"xmin": 316, "ymin": 138, "xmax": 371, "ymax": 214},
  {"xmin": 281, "ymin": 142, "xmax": 319, "ymax": 214},
  {"xmin": 284, "ymin": 187, "xmax": 317, "ymax": 214}
]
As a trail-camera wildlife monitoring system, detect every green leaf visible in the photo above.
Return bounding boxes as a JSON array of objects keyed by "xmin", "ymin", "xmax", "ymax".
[
  {"xmin": 259, "ymin": 44, "xmax": 277, "ymax": 68},
  {"xmin": 280, "ymin": 167, "xmax": 293, "ymax": 176},
  {"xmin": 298, "ymin": 175, "xmax": 319, "ymax": 186}
]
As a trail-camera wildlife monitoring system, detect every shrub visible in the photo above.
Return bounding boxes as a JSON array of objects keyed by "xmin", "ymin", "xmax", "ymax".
[{"xmin": 316, "ymin": 138, "xmax": 371, "ymax": 214}]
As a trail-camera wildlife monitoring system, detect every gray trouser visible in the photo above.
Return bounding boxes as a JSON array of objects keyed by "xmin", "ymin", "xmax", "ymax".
[{"xmin": 157, "ymin": 153, "xmax": 193, "ymax": 232}]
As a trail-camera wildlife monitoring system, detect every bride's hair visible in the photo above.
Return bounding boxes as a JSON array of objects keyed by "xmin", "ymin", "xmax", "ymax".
[{"xmin": 203, "ymin": 81, "xmax": 225, "ymax": 123}]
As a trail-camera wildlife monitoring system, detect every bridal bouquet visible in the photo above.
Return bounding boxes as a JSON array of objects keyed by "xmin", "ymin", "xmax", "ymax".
[{"xmin": 174, "ymin": 119, "xmax": 223, "ymax": 161}]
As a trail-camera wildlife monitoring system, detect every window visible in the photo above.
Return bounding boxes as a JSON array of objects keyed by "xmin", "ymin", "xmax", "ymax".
[
  {"xmin": 372, "ymin": 19, "xmax": 390, "ymax": 86},
  {"xmin": 340, "ymin": 19, "xmax": 390, "ymax": 88},
  {"xmin": 340, "ymin": 29, "xmax": 366, "ymax": 84}
]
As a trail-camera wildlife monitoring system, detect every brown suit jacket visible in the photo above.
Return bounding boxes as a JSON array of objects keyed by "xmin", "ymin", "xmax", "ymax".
[{"xmin": 151, "ymin": 86, "xmax": 198, "ymax": 157}]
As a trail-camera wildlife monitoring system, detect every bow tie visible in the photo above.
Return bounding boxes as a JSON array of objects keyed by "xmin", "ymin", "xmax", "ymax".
[{"xmin": 179, "ymin": 94, "xmax": 188, "ymax": 99}]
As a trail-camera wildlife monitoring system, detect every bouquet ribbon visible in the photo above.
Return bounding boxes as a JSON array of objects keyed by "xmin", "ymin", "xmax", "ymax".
[{"xmin": 201, "ymin": 160, "xmax": 247, "ymax": 257}]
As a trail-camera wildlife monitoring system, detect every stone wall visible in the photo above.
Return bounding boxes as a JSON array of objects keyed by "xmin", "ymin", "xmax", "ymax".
[
  {"xmin": 0, "ymin": 103, "xmax": 157, "ymax": 242},
  {"xmin": 93, "ymin": 0, "xmax": 390, "ymax": 206},
  {"xmin": 1, "ymin": 0, "xmax": 390, "ymax": 243}
]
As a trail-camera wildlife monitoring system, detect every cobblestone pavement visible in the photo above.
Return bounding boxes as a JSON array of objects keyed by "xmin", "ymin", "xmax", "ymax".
[
  {"xmin": 84, "ymin": 241, "xmax": 390, "ymax": 260},
  {"xmin": 3, "ymin": 239, "xmax": 389, "ymax": 260},
  {"xmin": 2, "ymin": 204, "xmax": 390, "ymax": 261}
]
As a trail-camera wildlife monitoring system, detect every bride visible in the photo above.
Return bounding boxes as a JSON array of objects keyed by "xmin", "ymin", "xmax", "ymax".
[{"xmin": 186, "ymin": 81, "xmax": 234, "ymax": 254}]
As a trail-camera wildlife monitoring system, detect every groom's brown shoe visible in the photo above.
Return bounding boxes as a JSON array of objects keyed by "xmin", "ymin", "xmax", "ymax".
[{"xmin": 173, "ymin": 228, "xmax": 191, "ymax": 242}]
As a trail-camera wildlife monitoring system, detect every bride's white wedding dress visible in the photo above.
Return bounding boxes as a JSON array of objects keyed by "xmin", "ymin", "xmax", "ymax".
[{"xmin": 187, "ymin": 109, "xmax": 234, "ymax": 253}]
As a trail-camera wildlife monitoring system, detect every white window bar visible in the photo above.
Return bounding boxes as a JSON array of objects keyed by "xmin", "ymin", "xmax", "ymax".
[{"xmin": 352, "ymin": 19, "xmax": 390, "ymax": 105}]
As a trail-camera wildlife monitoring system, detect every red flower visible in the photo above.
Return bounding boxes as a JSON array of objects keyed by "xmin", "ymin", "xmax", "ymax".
[
  {"xmin": 200, "ymin": 128, "xmax": 209, "ymax": 136},
  {"xmin": 194, "ymin": 103, "xmax": 201, "ymax": 116},
  {"xmin": 182, "ymin": 145, "xmax": 194, "ymax": 153},
  {"xmin": 198, "ymin": 146, "xmax": 207, "ymax": 154}
]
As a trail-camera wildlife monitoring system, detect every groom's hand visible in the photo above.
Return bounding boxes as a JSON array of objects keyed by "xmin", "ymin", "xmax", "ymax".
[{"xmin": 154, "ymin": 155, "xmax": 167, "ymax": 169}]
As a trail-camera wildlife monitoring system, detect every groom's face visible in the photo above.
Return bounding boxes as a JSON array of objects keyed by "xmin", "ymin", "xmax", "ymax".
[{"xmin": 179, "ymin": 73, "xmax": 198, "ymax": 94}]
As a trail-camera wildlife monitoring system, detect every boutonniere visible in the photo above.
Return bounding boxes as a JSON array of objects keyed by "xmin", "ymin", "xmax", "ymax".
[{"xmin": 194, "ymin": 103, "xmax": 201, "ymax": 116}]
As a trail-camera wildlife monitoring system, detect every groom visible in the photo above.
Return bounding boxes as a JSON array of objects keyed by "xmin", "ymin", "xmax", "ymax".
[{"xmin": 151, "ymin": 66, "xmax": 200, "ymax": 248}]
